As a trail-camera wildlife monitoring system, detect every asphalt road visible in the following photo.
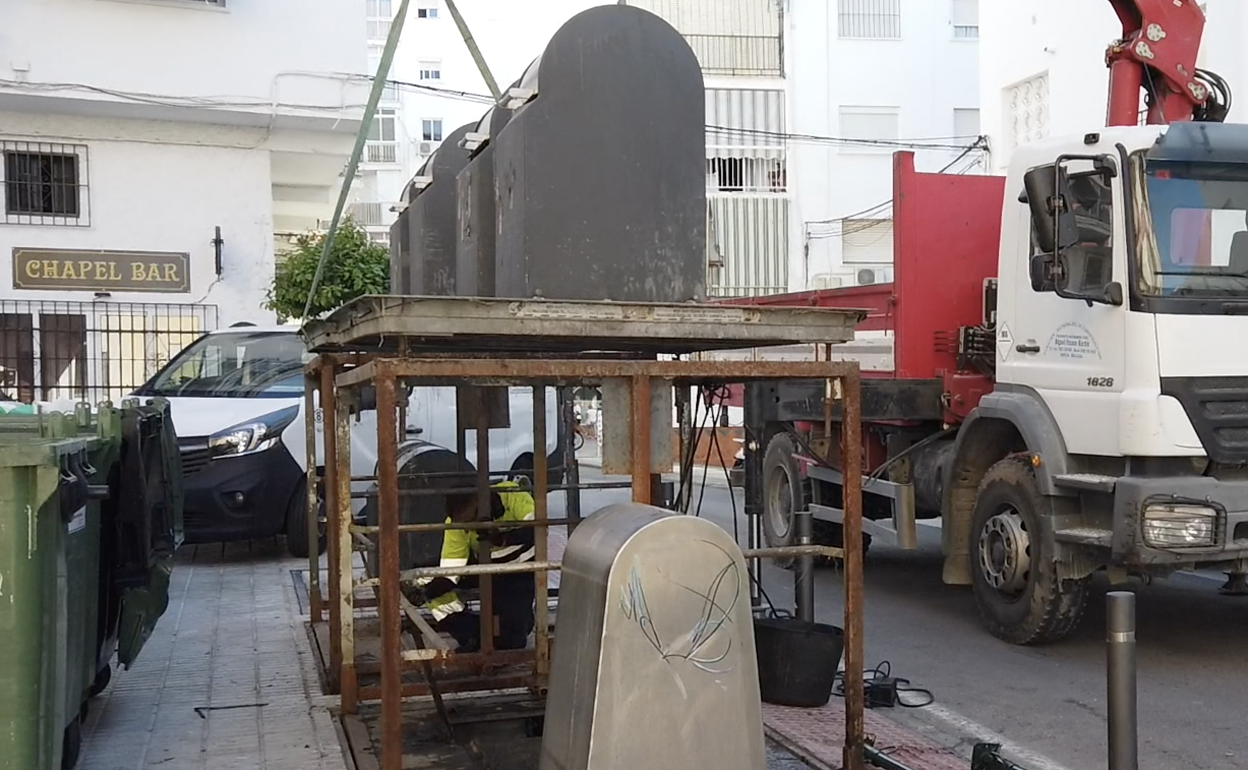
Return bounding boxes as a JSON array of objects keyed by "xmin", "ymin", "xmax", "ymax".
[{"xmin": 560, "ymin": 467, "xmax": 1248, "ymax": 770}]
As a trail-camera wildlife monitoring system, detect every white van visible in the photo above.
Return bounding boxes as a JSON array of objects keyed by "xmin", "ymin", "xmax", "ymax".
[{"xmin": 132, "ymin": 324, "xmax": 560, "ymax": 557}]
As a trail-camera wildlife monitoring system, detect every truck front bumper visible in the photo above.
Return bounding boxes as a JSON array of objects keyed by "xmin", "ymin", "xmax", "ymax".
[{"xmin": 1114, "ymin": 474, "xmax": 1248, "ymax": 567}]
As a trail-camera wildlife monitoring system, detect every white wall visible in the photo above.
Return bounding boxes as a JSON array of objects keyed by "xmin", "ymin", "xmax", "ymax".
[
  {"xmin": 0, "ymin": 0, "xmax": 367, "ymax": 126},
  {"xmin": 0, "ymin": 112, "xmax": 277, "ymax": 326},
  {"xmin": 786, "ymin": 0, "xmax": 981, "ymax": 291},
  {"xmin": 980, "ymin": 0, "xmax": 1248, "ymax": 173}
]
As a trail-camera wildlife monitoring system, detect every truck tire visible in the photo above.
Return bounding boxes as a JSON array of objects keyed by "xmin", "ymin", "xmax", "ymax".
[
  {"xmin": 285, "ymin": 479, "xmax": 327, "ymax": 559},
  {"xmin": 969, "ymin": 458, "xmax": 1089, "ymax": 645},
  {"xmin": 763, "ymin": 433, "xmax": 808, "ymax": 559}
]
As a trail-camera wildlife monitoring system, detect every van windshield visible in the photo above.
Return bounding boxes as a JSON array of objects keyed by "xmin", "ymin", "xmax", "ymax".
[{"xmin": 137, "ymin": 331, "xmax": 309, "ymax": 398}]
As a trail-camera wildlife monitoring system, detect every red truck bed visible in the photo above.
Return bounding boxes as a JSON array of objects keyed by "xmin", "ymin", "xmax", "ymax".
[{"xmin": 721, "ymin": 152, "xmax": 1005, "ymax": 384}]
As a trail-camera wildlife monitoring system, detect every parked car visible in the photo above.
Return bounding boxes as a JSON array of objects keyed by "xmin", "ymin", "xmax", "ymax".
[{"xmin": 131, "ymin": 324, "xmax": 559, "ymax": 557}]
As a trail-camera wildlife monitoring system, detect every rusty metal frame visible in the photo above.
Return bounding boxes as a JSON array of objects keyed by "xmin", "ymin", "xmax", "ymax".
[{"xmin": 304, "ymin": 353, "xmax": 866, "ymax": 770}]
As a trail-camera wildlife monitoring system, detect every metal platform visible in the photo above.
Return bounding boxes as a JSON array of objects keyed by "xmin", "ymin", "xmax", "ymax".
[{"xmin": 300, "ymin": 295, "xmax": 865, "ymax": 355}]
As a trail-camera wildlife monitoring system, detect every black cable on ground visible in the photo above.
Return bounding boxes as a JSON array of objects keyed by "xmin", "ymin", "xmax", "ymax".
[{"xmin": 832, "ymin": 660, "xmax": 935, "ymax": 709}]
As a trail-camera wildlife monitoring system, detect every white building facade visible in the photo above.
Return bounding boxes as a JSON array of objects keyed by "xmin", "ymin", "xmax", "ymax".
[
  {"xmin": 788, "ymin": 0, "xmax": 982, "ymax": 293},
  {"xmin": 628, "ymin": 0, "xmax": 982, "ymax": 295},
  {"xmin": 0, "ymin": 0, "xmax": 367, "ymax": 403},
  {"xmin": 980, "ymin": 0, "xmax": 1243, "ymax": 173}
]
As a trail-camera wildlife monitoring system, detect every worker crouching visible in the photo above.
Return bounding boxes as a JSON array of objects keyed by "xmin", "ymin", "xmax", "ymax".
[{"xmin": 415, "ymin": 480, "xmax": 537, "ymax": 652}]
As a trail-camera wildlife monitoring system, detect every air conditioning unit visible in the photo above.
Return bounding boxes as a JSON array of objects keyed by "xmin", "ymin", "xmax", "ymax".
[
  {"xmin": 855, "ymin": 266, "xmax": 894, "ymax": 286},
  {"xmin": 418, "ymin": 141, "xmax": 434, "ymax": 155},
  {"xmin": 811, "ymin": 273, "xmax": 844, "ymax": 290}
]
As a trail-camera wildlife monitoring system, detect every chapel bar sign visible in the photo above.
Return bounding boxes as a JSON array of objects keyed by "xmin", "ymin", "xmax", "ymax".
[{"xmin": 12, "ymin": 247, "xmax": 191, "ymax": 293}]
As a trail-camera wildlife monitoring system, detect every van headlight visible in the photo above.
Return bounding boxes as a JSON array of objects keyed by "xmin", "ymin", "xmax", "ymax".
[
  {"xmin": 1141, "ymin": 502, "xmax": 1218, "ymax": 548},
  {"xmin": 208, "ymin": 406, "xmax": 300, "ymax": 458}
]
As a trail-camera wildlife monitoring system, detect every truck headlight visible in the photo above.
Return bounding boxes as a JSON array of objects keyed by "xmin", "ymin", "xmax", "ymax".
[
  {"xmin": 209, "ymin": 405, "xmax": 300, "ymax": 458},
  {"xmin": 1141, "ymin": 503, "xmax": 1218, "ymax": 548}
]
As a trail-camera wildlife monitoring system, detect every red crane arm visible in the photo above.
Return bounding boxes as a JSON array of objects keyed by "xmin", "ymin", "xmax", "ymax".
[{"xmin": 1105, "ymin": 0, "xmax": 1209, "ymax": 126}]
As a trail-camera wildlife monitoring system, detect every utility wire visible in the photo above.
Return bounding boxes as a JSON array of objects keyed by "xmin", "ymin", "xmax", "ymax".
[{"xmin": 302, "ymin": 0, "xmax": 412, "ymax": 320}]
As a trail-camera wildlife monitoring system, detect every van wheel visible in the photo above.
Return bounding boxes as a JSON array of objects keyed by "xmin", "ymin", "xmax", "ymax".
[
  {"xmin": 285, "ymin": 479, "xmax": 327, "ymax": 559},
  {"xmin": 969, "ymin": 458, "xmax": 1089, "ymax": 645}
]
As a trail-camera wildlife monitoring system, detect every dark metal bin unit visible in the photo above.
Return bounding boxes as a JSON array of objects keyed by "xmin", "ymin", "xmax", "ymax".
[
  {"xmin": 454, "ymin": 102, "xmax": 515, "ymax": 298},
  {"xmin": 387, "ymin": 205, "xmax": 410, "ymax": 296},
  {"xmin": 397, "ymin": 122, "xmax": 476, "ymax": 296},
  {"xmin": 490, "ymin": 5, "xmax": 707, "ymax": 303}
]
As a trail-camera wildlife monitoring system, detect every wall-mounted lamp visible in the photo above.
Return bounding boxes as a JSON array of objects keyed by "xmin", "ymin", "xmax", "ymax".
[{"xmin": 212, "ymin": 225, "xmax": 224, "ymax": 277}]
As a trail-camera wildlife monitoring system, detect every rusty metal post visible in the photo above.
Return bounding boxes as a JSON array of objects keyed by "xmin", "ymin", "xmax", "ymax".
[
  {"xmin": 321, "ymin": 358, "xmax": 342, "ymax": 686},
  {"xmin": 304, "ymin": 369, "xmax": 323, "ymax": 622},
  {"xmin": 332, "ymin": 367, "xmax": 357, "ymax": 711},
  {"xmin": 675, "ymin": 384, "xmax": 693, "ymax": 512},
  {"xmin": 631, "ymin": 375, "xmax": 652, "ymax": 504},
  {"xmin": 532, "ymin": 386, "xmax": 550, "ymax": 682},
  {"xmin": 840, "ymin": 369, "xmax": 865, "ymax": 770},
  {"xmin": 376, "ymin": 366, "xmax": 403, "ymax": 770},
  {"xmin": 475, "ymin": 387, "xmax": 495, "ymax": 655},
  {"xmin": 560, "ymin": 387, "xmax": 583, "ymax": 531}
]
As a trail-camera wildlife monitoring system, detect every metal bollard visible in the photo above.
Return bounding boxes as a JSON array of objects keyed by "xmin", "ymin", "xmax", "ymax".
[
  {"xmin": 794, "ymin": 509, "xmax": 815, "ymax": 622},
  {"xmin": 1106, "ymin": 591, "xmax": 1138, "ymax": 770}
]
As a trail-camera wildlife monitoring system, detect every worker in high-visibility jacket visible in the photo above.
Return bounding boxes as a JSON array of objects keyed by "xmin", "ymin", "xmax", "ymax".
[{"xmin": 417, "ymin": 480, "xmax": 537, "ymax": 652}]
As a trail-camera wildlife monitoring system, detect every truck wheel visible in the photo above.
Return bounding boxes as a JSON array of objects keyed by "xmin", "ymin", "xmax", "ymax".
[
  {"xmin": 763, "ymin": 433, "xmax": 808, "ymax": 565},
  {"xmin": 285, "ymin": 479, "xmax": 327, "ymax": 559},
  {"xmin": 969, "ymin": 458, "xmax": 1089, "ymax": 645}
]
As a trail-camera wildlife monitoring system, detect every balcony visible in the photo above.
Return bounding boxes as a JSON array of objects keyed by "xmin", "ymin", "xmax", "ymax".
[
  {"xmin": 685, "ymin": 34, "xmax": 782, "ymax": 77},
  {"xmin": 365, "ymin": 141, "xmax": 399, "ymax": 165}
]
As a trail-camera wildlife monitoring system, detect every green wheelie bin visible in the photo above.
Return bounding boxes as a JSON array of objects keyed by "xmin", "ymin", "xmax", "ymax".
[{"xmin": 0, "ymin": 401, "xmax": 182, "ymax": 770}]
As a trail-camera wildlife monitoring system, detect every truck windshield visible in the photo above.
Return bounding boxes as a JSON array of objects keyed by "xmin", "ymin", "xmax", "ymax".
[
  {"xmin": 1133, "ymin": 158, "xmax": 1248, "ymax": 298},
  {"xmin": 136, "ymin": 331, "xmax": 309, "ymax": 399}
]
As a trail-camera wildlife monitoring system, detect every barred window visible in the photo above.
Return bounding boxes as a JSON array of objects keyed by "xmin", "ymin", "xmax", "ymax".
[
  {"xmin": 838, "ymin": 0, "xmax": 902, "ymax": 40},
  {"xmin": 2, "ymin": 142, "xmax": 90, "ymax": 226}
]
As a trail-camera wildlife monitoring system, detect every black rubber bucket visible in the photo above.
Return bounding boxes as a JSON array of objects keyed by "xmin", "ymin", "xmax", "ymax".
[{"xmin": 754, "ymin": 617, "xmax": 844, "ymax": 708}]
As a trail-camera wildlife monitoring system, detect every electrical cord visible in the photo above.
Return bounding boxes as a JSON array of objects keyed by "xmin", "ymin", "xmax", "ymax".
[{"xmin": 832, "ymin": 660, "xmax": 935, "ymax": 709}]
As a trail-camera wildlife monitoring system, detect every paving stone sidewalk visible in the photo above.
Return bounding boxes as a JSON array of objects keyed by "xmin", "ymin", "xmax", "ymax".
[{"xmin": 80, "ymin": 541, "xmax": 347, "ymax": 770}]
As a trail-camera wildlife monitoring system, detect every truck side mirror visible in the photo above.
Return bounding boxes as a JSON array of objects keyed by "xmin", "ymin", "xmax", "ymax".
[
  {"xmin": 1029, "ymin": 253, "xmax": 1057, "ymax": 292},
  {"xmin": 1023, "ymin": 165, "xmax": 1079, "ymax": 254}
]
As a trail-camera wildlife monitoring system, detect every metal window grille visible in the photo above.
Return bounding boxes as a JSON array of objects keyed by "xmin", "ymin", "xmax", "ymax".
[
  {"xmin": 705, "ymin": 88, "xmax": 787, "ymax": 192},
  {"xmin": 620, "ymin": 0, "xmax": 782, "ymax": 76},
  {"xmin": 0, "ymin": 301, "xmax": 218, "ymax": 405},
  {"xmin": 2, "ymin": 141, "xmax": 90, "ymax": 226},
  {"xmin": 419, "ymin": 65, "xmax": 442, "ymax": 81},
  {"xmin": 838, "ymin": 0, "xmax": 902, "ymax": 39}
]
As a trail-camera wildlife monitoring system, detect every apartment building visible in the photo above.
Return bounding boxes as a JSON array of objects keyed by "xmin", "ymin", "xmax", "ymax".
[
  {"xmin": 790, "ymin": 0, "xmax": 982, "ymax": 292},
  {"xmin": 621, "ymin": 0, "xmax": 981, "ymax": 295},
  {"xmin": 355, "ymin": 0, "xmax": 601, "ymax": 245},
  {"xmin": 981, "ymin": 0, "xmax": 1240, "ymax": 172},
  {"xmin": 0, "ymin": 0, "xmax": 367, "ymax": 402}
]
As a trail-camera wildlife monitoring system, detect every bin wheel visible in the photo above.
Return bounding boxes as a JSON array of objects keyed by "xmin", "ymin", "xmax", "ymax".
[
  {"xmin": 62, "ymin": 717, "xmax": 82, "ymax": 770},
  {"xmin": 285, "ymin": 479, "xmax": 327, "ymax": 559},
  {"xmin": 90, "ymin": 664, "xmax": 112, "ymax": 698}
]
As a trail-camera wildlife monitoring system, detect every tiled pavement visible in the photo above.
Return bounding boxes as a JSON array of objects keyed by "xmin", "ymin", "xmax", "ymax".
[
  {"xmin": 75, "ymin": 523, "xmax": 971, "ymax": 770},
  {"xmin": 80, "ymin": 541, "xmax": 347, "ymax": 770}
]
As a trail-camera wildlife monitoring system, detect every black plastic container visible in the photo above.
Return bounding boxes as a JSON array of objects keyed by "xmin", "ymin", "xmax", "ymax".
[{"xmin": 754, "ymin": 617, "xmax": 844, "ymax": 708}]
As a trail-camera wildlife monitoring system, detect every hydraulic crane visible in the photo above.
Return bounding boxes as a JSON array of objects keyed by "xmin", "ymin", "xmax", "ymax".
[{"xmin": 1105, "ymin": 0, "xmax": 1231, "ymax": 125}]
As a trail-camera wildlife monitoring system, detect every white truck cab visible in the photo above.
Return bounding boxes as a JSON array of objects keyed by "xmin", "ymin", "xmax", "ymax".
[{"xmin": 131, "ymin": 324, "xmax": 559, "ymax": 557}]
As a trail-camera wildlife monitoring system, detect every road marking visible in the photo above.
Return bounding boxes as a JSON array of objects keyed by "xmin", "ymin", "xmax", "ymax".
[{"xmin": 918, "ymin": 703, "xmax": 1076, "ymax": 770}]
